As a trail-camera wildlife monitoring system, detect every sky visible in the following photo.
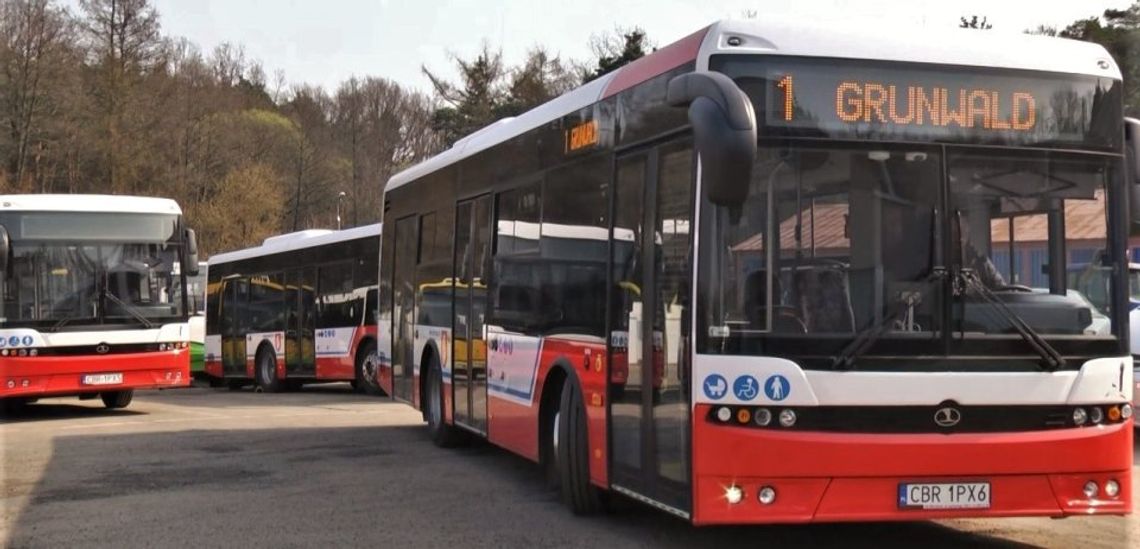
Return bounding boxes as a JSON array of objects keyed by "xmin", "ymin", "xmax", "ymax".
[{"xmin": 121, "ymin": 0, "xmax": 1137, "ymax": 95}]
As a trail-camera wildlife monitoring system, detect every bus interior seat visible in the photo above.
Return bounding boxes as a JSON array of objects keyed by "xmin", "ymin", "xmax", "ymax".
[{"xmin": 793, "ymin": 265, "xmax": 855, "ymax": 333}]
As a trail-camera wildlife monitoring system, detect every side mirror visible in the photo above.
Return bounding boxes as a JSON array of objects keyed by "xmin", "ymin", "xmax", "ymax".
[
  {"xmin": 184, "ymin": 228, "xmax": 200, "ymax": 276},
  {"xmin": 666, "ymin": 72, "xmax": 757, "ymax": 206},
  {"xmin": 1125, "ymin": 118, "xmax": 1140, "ymax": 224},
  {"xmin": 0, "ymin": 224, "xmax": 9, "ymax": 274}
]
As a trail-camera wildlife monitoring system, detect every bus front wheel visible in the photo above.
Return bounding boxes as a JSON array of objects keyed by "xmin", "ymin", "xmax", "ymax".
[
  {"xmin": 425, "ymin": 356, "xmax": 461, "ymax": 447},
  {"xmin": 101, "ymin": 390, "xmax": 134, "ymax": 409},
  {"xmin": 354, "ymin": 341, "xmax": 384, "ymax": 396},
  {"xmin": 555, "ymin": 377, "xmax": 603, "ymax": 514}
]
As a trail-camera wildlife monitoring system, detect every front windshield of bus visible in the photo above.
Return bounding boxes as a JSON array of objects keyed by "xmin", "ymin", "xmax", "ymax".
[
  {"xmin": 0, "ymin": 212, "xmax": 186, "ymax": 330},
  {"xmin": 698, "ymin": 142, "xmax": 1120, "ymax": 364}
]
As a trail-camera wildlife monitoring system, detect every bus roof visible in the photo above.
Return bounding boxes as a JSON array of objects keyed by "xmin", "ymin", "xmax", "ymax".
[
  {"xmin": 386, "ymin": 19, "xmax": 1119, "ymax": 193},
  {"xmin": 209, "ymin": 223, "xmax": 381, "ymax": 265},
  {"xmin": 0, "ymin": 194, "xmax": 182, "ymax": 215}
]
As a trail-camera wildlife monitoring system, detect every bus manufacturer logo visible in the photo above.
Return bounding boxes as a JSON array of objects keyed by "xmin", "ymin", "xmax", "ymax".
[
  {"xmin": 95, "ymin": 343, "xmax": 110, "ymax": 355},
  {"xmin": 934, "ymin": 406, "xmax": 962, "ymax": 428}
]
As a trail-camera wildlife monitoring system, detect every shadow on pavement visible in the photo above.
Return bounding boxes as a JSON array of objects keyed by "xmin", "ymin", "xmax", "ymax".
[{"xmin": 4, "ymin": 420, "xmax": 1074, "ymax": 549}]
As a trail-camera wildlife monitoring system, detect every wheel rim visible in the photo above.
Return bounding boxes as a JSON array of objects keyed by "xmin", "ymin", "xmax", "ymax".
[{"xmin": 362, "ymin": 352, "xmax": 381, "ymax": 390}]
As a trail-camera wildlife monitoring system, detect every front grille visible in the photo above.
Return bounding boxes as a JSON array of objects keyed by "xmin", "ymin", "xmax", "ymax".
[{"xmin": 34, "ymin": 343, "xmax": 167, "ymax": 356}]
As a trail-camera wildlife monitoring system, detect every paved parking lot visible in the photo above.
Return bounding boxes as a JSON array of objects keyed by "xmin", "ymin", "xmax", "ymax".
[{"xmin": 1, "ymin": 386, "xmax": 1135, "ymax": 548}]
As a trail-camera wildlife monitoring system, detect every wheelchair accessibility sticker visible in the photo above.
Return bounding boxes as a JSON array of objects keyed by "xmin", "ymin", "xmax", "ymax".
[
  {"xmin": 733, "ymin": 375, "xmax": 760, "ymax": 401},
  {"xmin": 765, "ymin": 375, "xmax": 790, "ymax": 401},
  {"xmin": 702, "ymin": 374, "xmax": 727, "ymax": 400}
]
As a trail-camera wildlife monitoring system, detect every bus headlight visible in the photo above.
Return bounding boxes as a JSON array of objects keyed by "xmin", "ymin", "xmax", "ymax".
[
  {"xmin": 1072, "ymin": 407, "xmax": 1088, "ymax": 426},
  {"xmin": 1089, "ymin": 407, "xmax": 1104, "ymax": 424},
  {"xmin": 1082, "ymin": 481, "xmax": 1099, "ymax": 498},
  {"xmin": 716, "ymin": 407, "xmax": 732, "ymax": 423},
  {"xmin": 1120, "ymin": 403, "xmax": 1133, "ymax": 420},
  {"xmin": 1104, "ymin": 479, "xmax": 1120, "ymax": 498},
  {"xmin": 757, "ymin": 486, "xmax": 777, "ymax": 505},
  {"xmin": 778, "ymin": 409, "xmax": 797, "ymax": 427}
]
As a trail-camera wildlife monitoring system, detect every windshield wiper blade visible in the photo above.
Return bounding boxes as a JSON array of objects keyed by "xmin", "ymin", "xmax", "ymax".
[
  {"xmin": 832, "ymin": 268, "xmax": 947, "ymax": 370},
  {"xmin": 957, "ymin": 269, "xmax": 1065, "ymax": 372},
  {"xmin": 102, "ymin": 289, "xmax": 155, "ymax": 329}
]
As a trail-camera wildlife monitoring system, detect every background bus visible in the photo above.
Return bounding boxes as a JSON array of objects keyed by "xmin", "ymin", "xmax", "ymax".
[
  {"xmin": 204, "ymin": 224, "xmax": 383, "ymax": 393},
  {"xmin": 380, "ymin": 19, "xmax": 1133, "ymax": 524},
  {"xmin": 0, "ymin": 194, "xmax": 198, "ymax": 410}
]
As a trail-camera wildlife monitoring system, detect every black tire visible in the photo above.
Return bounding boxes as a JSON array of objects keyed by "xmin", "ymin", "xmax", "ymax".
[
  {"xmin": 100, "ymin": 390, "xmax": 134, "ymax": 409},
  {"xmin": 424, "ymin": 356, "xmax": 461, "ymax": 447},
  {"xmin": 555, "ymin": 377, "xmax": 603, "ymax": 514},
  {"xmin": 354, "ymin": 341, "xmax": 384, "ymax": 396},
  {"xmin": 254, "ymin": 347, "xmax": 283, "ymax": 393}
]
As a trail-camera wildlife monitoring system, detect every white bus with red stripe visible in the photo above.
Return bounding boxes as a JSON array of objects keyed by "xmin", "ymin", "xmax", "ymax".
[
  {"xmin": 381, "ymin": 19, "xmax": 1133, "ymax": 523},
  {"xmin": 204, "ymin": 224, "xmax": 383, "ymax": 393},
  {"xmin": 1, "ymin": 195, "xmax": 199, "ymax": 410}
]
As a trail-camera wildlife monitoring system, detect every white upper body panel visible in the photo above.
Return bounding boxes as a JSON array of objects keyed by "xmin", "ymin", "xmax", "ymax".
[
  {"xmin": 209, "ymin": 222, "xmax": 381, "ymax": 266},
  {"xmin": 0, "ymin": 194, "xmax": 182, "ymax": 215},
  {"xmin": 696, "ymin": 19, "xmax": 1121, "ymax": 79}
]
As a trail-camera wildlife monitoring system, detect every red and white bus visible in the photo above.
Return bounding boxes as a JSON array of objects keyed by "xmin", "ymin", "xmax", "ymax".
[
  {"xmin": 204, "ymin": 224, "xmax": 384, "ymax": 393},
  {"xmin": 1, "ymin": 195, "xmax": 198, "ymax": 410},
  {"xmin": 380, "ymin": 19, "xmax": 1134, "ymax": 523}
]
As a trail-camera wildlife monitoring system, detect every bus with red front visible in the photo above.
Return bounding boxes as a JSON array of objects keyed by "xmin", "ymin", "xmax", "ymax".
[
  {"xmin": 1, "ymin": 194, "xmax": 198, "ymax": 410},
  {"xmin": 380, "ymin": 19, "xmax": 1133, "ymax": 523},
  {"xmin": 204, "ymin": 224, "xmax": 383, "ymax": 393}
]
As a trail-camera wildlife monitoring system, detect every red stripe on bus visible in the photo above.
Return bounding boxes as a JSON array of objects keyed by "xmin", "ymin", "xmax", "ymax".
[{"xmin": 601, "ymin": 26, "xmax": 710, "ymax": 99}]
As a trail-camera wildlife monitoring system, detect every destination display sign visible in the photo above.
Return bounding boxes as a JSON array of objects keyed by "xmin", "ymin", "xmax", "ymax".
[{"xmin": 710, "ymin": 56, "xmax": 1122, "ymax": 149}]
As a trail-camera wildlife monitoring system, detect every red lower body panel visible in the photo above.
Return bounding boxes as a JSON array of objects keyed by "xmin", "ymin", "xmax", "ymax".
[
  {"xmin": 691, "ymin": 404, "xmax": 1132, "ymax": 524},
  {"xmin": 1, "ymin": 350, "xmax": 190, "ymax": 399}
]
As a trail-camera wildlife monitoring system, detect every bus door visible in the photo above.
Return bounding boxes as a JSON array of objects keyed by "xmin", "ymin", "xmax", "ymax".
[
  {"xmin": 609, "ymin": 140, "xmax": 694, "ymax": 515},
  {"xmin": 453, "ymin": 195, "xmax": 492, "ymax": 433},
  {"xmin": 285, "ymin": 268, "xmax": 316, "ymax": 377},
  {"xmin": 221, "ymin": 278, "xmax": 249, "ymax": 377},
  {"xmin": 391, "ymin": 215, "xmax": 419, "ymax": 403}
]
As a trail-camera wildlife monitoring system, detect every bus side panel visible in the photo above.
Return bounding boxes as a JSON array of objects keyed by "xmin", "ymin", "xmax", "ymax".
[
  {"xmin": 377, "ymin": 319, "xmax": 394, "ymax": 395},
  {"xmin": 205, "ymin": 334, "xmax": 223, "ymax": 378},
  {"xmin": 314, "ymin": 325, "xmax": 360, "ymax": 380}
]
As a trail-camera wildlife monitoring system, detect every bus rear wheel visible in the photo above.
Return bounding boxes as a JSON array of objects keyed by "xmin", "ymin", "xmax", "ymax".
[
  {"xmin": 555, "ymin": 377, "xmax": 603, "ymax": 514},
  {"xmin": 354, "ymin": 341, "xmax": 384, "ymax": 396},
  {"xmin": 101, "ymin": 390, "xmax": 134, "ymax": 409},
  {"xmin": 255, "ymin": 348, "xmax": 283, "ymax": 393},
  {"xmin": 425, "ymin": 356, "xmax": 461, "ymax": 447}
]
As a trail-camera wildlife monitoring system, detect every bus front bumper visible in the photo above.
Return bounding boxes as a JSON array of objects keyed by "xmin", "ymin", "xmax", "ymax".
[
  {"xmin": 691, "ymin": 404, "xmax": 1133, "ymax": 524},
  {"xmin": 1, "ymin": 350, "xmax": 190, "ymax": 399}
]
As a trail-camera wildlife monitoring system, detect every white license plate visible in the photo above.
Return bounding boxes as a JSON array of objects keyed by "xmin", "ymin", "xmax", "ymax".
[
  {"xmin": 898, "ymin": 482, "xmax": 991, "ymax": 510},
  {"xmin": 82, "ymin": 373, "xmax": 123, "ymax": 386}
]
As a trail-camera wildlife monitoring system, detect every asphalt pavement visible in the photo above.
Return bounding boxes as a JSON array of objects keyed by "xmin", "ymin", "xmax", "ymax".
[{"xmin": 1, "ymin": 385, "xmax": 1135, "ymax": 548}]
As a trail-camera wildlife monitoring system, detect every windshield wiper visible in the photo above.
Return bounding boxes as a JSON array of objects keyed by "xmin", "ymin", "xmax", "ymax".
[
  {"xmin": 100, "ymin": 279, "xmax": 155, "ymax": 329},
  {"xmin": 956, "ymin": 269, "xmax": 1065, "ymax": 372},
  {"xmin": 831, "ymin": 269, "xmax": 945, "ymax": 370},
  {"xmin": 50, "ymin": 314, "xmax": 83, "ymax": 332}
]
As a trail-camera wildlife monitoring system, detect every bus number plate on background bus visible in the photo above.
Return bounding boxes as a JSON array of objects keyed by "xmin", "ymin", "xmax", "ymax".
[
  {"xmin": 82, "ymin": 373, "xmax": 123, "ymax": 385},
  {"xmin": 898, "ymin": 482, "xmax": 990, "ymax": 510}
]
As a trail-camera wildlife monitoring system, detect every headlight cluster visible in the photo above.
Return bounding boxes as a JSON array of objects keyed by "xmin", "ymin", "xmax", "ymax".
[
  {"xmin": 0, "ymin": 348, "xmax": 39, "ymax": 357},
  {"xmin": 711, "ymin": 406, "xmax": 797, "ymax": 428},
  {"xmin": 1071, "ymin": 403, "xmax": 1132, "ymax": 426},
  {"xmin": 158, "ymin": 342, "xmax": 189, "ymax": 351}
]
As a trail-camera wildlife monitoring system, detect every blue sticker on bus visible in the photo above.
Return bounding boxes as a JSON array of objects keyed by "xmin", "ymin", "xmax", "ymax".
[
  {"xmin": 8, "ymin": 336, "xmax": 19, "ymax": 347},
  {"xmin": 702, "ymin": 374, "xmax": 727, "ymax": 400},
  {"xmin": 21, "ymin": 336, "xmax": 33, "ymax": 346},
  {"xmin": 733, "ymin": 375, "xmax": 760, "ymax": 401},
  {"xmin": 765, "ymin": 375, "xmax": 790, "ymax": 401}
]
